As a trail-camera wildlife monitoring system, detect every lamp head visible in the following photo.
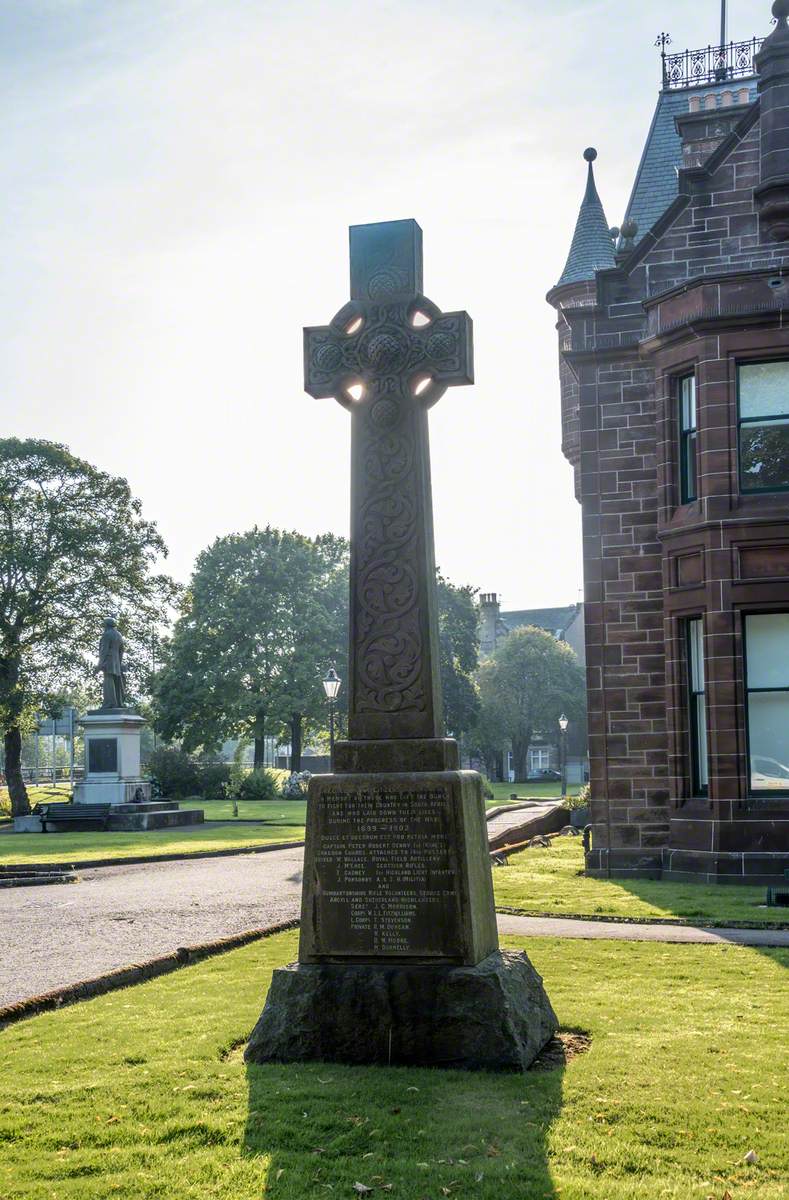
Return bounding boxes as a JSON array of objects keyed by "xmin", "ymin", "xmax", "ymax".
[{"xmin": 322, "ymin": 666, "xmax": 342, "ymax": 701}]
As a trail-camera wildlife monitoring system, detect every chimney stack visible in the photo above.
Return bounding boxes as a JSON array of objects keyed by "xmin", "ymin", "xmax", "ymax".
[{"xmin": 478, "ymin": 593, "xmax": 501, "ymax": 658}]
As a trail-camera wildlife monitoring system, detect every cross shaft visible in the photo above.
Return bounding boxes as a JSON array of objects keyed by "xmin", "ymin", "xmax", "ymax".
[{"xmin": 304, "ymin": 220, "xmax": 474, "ymax": 744}]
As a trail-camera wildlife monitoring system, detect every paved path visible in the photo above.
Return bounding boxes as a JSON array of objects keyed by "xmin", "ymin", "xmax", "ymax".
[
  {"xmin": 3, "ymin": 847, "xmax": 788, "ymax": 1010},
  {"xmin": 0, "ymin": 847, "xmax": 303, "ymax": 1008},
  {"xmin": 486, "ymin": 800, "xmax": 568, "ymax": 850},
  {"xmin": 497, "ymin": 913, "xmax": 789, "ymax": 947}
]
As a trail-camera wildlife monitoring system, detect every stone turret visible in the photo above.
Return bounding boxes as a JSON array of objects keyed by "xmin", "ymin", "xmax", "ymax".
[
  {"xmin": 755, "ymin": 0, "xmax": 789, "ymax": 240},
  {"xmin": 548, "ymin": 150, "xmax": 617, "ymax": 498},
  {"xmin": 549, "ymin": 148, "xmax": 616, "ymax": 303}
]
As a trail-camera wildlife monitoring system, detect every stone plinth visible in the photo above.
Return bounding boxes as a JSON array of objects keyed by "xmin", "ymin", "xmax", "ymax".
[
  {"xmin": 246, "ymin": 950, "xmax": 558, "ymax": 1072},
  {"xmin": 73, "ymin": 709, "xmax": 150, "ymax": 807},
  {"xmin": 245, "ymin": 768, "xmax": 557, "ymax": 1071}
]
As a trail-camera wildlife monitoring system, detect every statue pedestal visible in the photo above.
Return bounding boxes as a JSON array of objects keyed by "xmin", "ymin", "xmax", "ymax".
[{"xmin": 73, "ymin": 710, "xmax": 151, "ymax": 807}]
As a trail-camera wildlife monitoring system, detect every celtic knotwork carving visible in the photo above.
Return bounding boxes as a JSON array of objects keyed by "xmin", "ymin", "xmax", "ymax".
[
  {"xmin": 304, "ymin": 297, "xmax": 473, "ymax": 408},
  {"xmin": 356, "ymin": 411, "xmax": 425, "ymax": 715}
]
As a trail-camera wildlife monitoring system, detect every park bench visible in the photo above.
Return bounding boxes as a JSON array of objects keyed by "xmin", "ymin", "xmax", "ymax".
[{"xmin": 33, "ymin": 801, "xmax": 112, "ymax": 833}]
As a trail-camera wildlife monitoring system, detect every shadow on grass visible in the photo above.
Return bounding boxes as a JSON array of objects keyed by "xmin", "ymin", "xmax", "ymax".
[{"xmin": 243, "ymin": 1047, "xmax": 566, "ymax": 1198}]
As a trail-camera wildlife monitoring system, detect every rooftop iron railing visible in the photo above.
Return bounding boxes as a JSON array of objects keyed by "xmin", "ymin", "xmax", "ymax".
[{"xmin": 659, "ymin": 37, "xmax": 763, "ymax": 90}]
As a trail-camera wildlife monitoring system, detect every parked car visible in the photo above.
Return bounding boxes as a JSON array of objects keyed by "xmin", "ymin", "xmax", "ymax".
[
  {"xmin": 527, "ymin": 768, "xmax": 561, "ymax": 781},
  {"xmin": 750, "ymin": 756, "xmax": 789, "ymax": 790}
]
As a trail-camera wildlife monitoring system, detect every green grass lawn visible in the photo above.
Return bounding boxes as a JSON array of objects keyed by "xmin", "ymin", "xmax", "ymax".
[
  {"xmin": 199, "ymin": 798, "xmax": 307, "ymax": 824},
  {"xmin": 1, "ymin": 929, "xmax": 786, "ymax": 1198},
  {"xmin": 0, "ymin": 797, "xmax": 307, "ymax": 866},
  {"xmin": 0, "ymin": 820, "xmax": 305, "ymax": 866},
  {"xmin": 489, "ymin": 781, "xmax": 581, "ymax": 803},
  {"xmin": 494, "ymin": 836, "xmax": 781, "ymax": 926}
]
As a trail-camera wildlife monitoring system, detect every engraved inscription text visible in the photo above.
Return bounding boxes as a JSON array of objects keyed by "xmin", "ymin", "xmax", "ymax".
[{"xmin": 311, "ymin": 786, "xmax": 463, "ymax": 959}]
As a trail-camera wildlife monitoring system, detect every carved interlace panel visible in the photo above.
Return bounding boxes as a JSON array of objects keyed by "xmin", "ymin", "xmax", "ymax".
[{"xmin": 303, "ymin": 221, "xmax": 473, "ymax": 732}]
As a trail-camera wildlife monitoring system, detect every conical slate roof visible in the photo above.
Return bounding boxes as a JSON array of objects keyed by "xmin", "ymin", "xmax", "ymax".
[{"xmin": 556, "ymin": 148, "xmax": 616, "ymax": 287}]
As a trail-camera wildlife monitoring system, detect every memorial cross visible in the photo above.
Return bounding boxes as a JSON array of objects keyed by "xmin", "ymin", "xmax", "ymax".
[
  {"xmin": 304, "ymin": 220, "xmax": 473, "ymax": 743},
  {"xmin": 245, "ymin": 220, "xmax": 557, "ymax": 1071}
]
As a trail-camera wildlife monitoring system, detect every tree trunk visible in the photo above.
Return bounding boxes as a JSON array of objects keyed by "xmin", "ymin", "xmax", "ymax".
[
  {"xmin": 253, "ymin": 714, "xmax": 266, "ymax": 770},
  {"xmin": 4, "ymin": 726, "xmax": 30, "ymax": 816},
  {"xmin": 290, "ymin": 712, "xmax": 303, "ymax": 773},
  {"xmin": 511, "ymin": 729, "xmax": 532, "ymax": 782}
]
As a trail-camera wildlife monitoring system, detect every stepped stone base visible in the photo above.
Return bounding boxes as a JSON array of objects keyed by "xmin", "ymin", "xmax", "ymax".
[
  {"xmin": 245, "ymin": 950, "xmax": 558, "ymax": 1072},
  {"xmin": 107, "ymin": 807, "xmax": 204, "ymax": 831},
  {"xmin": 111, "ymin": 801, "xmax": 179, "ymax": 814},
  {"xmin": 14, "ymin": 802, "xmax": 204, "ymax": 833}
]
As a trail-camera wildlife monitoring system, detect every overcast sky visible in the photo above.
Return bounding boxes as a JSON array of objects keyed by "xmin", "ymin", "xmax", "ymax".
[{"xmin": 1, "ymin": 0, "xmax": 766, "ymax": 608}]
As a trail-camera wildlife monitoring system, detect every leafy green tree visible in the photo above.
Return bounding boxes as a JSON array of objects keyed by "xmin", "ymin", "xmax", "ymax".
[
  {"xmin": 153, "ymin": 527, "xmax": 347, "ymax": 767},
  {"xmin": 476, "ymin": 625, "xmax": 585, "ymax": 781},
  {"xmin": 0, "ymin": 439, "xmax": 175, "ymax": 815},
  {"xmin": 436, "ymin": 572, "xmax": 480, "ymax": 739}
]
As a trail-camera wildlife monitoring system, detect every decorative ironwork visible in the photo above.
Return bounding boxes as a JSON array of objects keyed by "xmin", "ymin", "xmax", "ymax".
[{"xmin": 661, "ymin": 37, "xmax": 762, "ymax": 90}]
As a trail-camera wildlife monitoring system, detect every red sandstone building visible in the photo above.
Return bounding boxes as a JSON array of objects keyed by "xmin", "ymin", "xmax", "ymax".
[{"xmin": 548, "ymin": 3, "xmax": 789, "ymax": 884}]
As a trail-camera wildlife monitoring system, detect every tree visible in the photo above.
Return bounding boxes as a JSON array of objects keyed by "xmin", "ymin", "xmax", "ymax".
[
  {"xmin": 476, "ymin": 625, "xmax": 585, "ymax": 781},
  {"xmin": 153, "ymin": 527, "xmax": 347, "ymax": 767},
  {"xmin": 436, "ymin": 572, "xmax": 480, "ymax": 739},
  {"xmin": 0, "ymin": 439, "xmax": 175, "ymax": 816}
]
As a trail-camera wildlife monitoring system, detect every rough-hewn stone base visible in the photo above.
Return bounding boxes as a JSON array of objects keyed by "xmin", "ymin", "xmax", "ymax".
[{"xmin": 244, "ymin": 950, "xmax": 558, "ymax": 1072}]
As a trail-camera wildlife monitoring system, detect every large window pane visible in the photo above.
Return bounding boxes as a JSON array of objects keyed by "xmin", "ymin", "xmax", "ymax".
[
  {"xmin": 689, "ymin": 618, "xmax": 705, "ymax": 689},
  {"xmin": 740, "ymin": 419, "xmax": 789, "ymax": 491},
  {"xmin": 679, "ymin": 374, "xmax": 698, "ymax": 503},
  {"xmin": 687, "ymin": 618, "xmax": 708, "ymax": 793},
  {"xmin": 745, "ymin": 614, "xmax": 789, "ymax": 688},
  {"xmin": 681, "ymin": 375, "xmax": 696, "ymax": 427},
  {"xmin": 748, "ymin": 693, "xmax": 789, "ymax": 790},
  {"xmin": 739, "ymin": 361, "xmax": 789, "ymax": 418},
  {"xmin": 746, "ymin": 613, "xmax": 789, "ymax": 795}
]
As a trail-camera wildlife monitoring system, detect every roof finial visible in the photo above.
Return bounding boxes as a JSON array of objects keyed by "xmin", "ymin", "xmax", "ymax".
[
  {"xmin": 583, "ymin": 148, "xmax": 599, "ymax": 202},
  {"xmin": 774, "ymin": 0, "xmax": 789, "ymax": 24}
]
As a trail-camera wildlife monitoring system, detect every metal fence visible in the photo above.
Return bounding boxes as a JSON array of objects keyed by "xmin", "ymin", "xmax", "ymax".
[{"xmin": 661, "ymin": 38, "xmax": 762, "ymax": 90}]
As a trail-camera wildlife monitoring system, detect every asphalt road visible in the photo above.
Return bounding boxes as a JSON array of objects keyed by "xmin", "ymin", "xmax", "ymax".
[{"xmin": 0, "ymin": 847, "xmax": 303, "ymax": 1008}]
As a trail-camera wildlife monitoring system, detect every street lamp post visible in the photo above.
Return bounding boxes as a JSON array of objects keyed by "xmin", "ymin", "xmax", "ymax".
[
  {"xmin": 322, "ymin": 666, "xmax": 342, "ymax": 770},
  {"xmin": 558, "ymin": 713, "xmax": 569, "ymax": 802}
]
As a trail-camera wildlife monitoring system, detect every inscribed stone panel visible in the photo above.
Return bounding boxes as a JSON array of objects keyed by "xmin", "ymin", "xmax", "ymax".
[{"xmin": 307, "ymin": 784, "xmax": 463, "ymax": 960}]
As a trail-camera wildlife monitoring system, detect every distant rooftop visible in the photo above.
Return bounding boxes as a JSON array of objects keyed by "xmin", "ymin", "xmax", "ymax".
[{"xmin": 500, "ymin": 605, "xmax": 581, "ymax": 639}]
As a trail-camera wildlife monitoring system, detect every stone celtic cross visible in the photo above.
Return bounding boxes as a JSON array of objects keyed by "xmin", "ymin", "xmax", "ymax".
[{"xmin": 304, "ymin": 220, "xmax": 473, "ymax": 743}]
